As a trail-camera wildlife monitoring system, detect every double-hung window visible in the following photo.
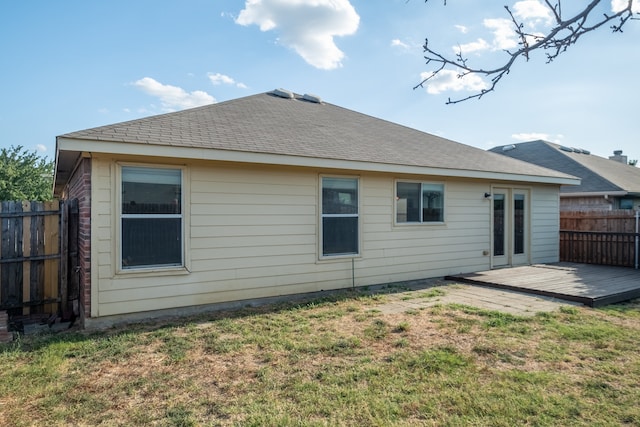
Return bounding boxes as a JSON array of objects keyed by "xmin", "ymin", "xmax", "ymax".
[
  {"xmin": 396, "ymin": 182, "xmax": 444, "ymax": 223},
  {"xmin": 321, "ymin": 177, "xmax": 359, "ymax": 256},
  {"xmin": 120, "ymin": 166, "xmax": 183, "ymax": 270}
]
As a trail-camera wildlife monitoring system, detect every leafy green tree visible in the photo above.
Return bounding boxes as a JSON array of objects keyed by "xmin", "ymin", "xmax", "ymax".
[{"xmin": 0, "ymin": 145, "xmax": 54, "ymax": 201}]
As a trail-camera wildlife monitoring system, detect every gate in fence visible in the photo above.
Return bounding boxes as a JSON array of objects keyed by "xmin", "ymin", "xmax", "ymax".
[{"xmin": 0, "ymin": 200, "xmax": 79, "ymax": 319}]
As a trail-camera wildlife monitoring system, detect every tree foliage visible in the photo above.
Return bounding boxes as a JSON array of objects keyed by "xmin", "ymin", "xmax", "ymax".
[
  {"xmin": 0, "ymin": 145, "xmax": 54, "ymax": 201},
  {"xmin": 417, "ymin": 0, "xmax": 638, "ymax": 103}
]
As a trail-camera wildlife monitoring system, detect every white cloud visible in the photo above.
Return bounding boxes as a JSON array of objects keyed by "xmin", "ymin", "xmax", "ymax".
[
  {"xmin": 209, "ymin": 73, "xmax": 235, "ymax": 85},
  {"xmin": 133, "ymin": 77, "xmax": 215, "ymax": 111},
  {"xmin": 235, "ymin": 0, "xmax": 360, "ymax": 70},
  {"xmin": 513, "ymin": 0, "xmax": 554, "ymax": 26},
  {"xmin": 512, "ymin": 132, "xmax": 564, "ymax": 143},
  {"xmin": 612, "ymin": 0, "xmax": 640, "ymax": 13},
  {"xmin": 455, "ymin": 24, "xmax": 468, "ymax": 34},
  {"xmin": 484, "ymin": 18, "xmax": 518, "ymax": 50},
  {"xmin": 457, "ymin": 38, "xmax": 491, "ymax": 54},
  {"xmin": 391, "ymin": 38, "xmax": 409, "ymax": 50},
  {"xmin": 449, "ymin": 6, "xmax": 551, "ymax": 57},
  {"xmin": 420, "ymin": 70, "xmax": 488, "ymax": 95},
  {"xmin": 208, "ymin": 72, "xmax": 248, "ymax": 89},
  {"xmin": 36, "ymin": 144, "xmax": 47, "ymax": 153}
]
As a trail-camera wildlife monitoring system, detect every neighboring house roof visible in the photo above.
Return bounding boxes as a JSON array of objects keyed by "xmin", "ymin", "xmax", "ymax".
[
  {"xmin": 489, "ymin": 140, "xmax": 640, "ymax": 196},
  {"xmin": 55, "ymin": 90, "xmax": 578, "ymax": 194}
]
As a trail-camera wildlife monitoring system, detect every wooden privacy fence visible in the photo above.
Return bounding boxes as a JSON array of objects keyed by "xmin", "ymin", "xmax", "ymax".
[
  {"xmin": 0, "ymin": 200, "xmax": 78, "ymax": 318},
  {"xmin": 560, "ymin": 231, "xmax": 638, "ymax": 267},
  {"xmin": 560, "ymin": 210, "xmax": 639, "ymax": 268},
  {"xmin": 560, "ymin": 210, "xmax": 637, "ymax": 232}
]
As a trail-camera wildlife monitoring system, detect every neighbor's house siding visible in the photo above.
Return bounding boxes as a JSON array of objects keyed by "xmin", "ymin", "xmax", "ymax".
[
  {"xmin": 88, "ymin": 155, "xmax": 560, "ymax": 320},
  {"xmin": 560, "ymin": 196, "xmax": 613, "ymax": 211},
  {"xmin": 560, "ymin": 195, "xmax": 640, "ymax": 211}
]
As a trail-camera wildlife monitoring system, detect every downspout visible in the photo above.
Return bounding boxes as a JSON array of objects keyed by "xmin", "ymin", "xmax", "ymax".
[{"xmin": 352, "ymin": 257, "xmax": 355, "ymax": 289}]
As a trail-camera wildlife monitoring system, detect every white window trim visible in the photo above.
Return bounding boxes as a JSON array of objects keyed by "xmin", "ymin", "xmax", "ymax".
[
  {"xmin": 394, "ymin": 179, "xmax": 446, "ymax": 225},
  {"xmin": 115, "ymin": 162, "xmax": 190, "ymax": 275},
  {"xmin": 319, "ymin": 174, "xmax": 361, "ymax": 260}
]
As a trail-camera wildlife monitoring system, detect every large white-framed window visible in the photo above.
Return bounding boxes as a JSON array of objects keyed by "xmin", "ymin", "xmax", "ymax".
[
  {"xmin": 119, "ymin": 165, "xmax": 184, "ymax": 270},
  {"xmin": 321, "ymin": 176, "xmax": 359, "ymax": 257},
  {"xmin": 396, "ymin": 181, "xmax": 444, "ymax": 223}
]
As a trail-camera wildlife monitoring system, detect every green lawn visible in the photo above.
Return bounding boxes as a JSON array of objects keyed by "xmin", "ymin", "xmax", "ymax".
[{"xmin": 2, "ymin": 287, "xmax": 640, "ymax": 426}]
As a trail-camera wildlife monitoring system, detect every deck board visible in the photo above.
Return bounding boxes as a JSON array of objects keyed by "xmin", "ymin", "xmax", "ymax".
[{"xmin": 445, "ymin": 263, "xmax": 640, "ymax": 307}]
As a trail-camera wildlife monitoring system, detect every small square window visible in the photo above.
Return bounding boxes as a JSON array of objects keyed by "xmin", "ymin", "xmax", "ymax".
[
  {"xmin": 396, "ymin": 182, "xmax": 444, "ymax": 223},
  {"xmin": 620, "ymin": 198, "xmax": 633, "ymax": 209}
]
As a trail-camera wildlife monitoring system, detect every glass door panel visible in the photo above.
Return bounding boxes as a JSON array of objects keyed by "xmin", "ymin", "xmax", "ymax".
[
  {"xmin": 492, "ymin": 192, "xmax": 508, "ymax": 267},
  {"xmin": 491, "ymin": 188, "xmax": 529, "ymax": 268},
  {"xmin": 493, "ymin": 194, "xmax": 505, "ymax": 257},
  {"xmin": 513, "ymin": 194, "xmax": 525, "ymax": 255}
]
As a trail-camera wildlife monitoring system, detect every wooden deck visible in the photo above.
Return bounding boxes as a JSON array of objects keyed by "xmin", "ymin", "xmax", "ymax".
[{"xmin": 445, "ymin": 263, "xmax": 640, "ymax": 308}]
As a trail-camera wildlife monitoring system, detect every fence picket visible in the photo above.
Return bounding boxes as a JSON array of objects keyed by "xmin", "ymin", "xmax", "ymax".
[
  {"xmin": 1, "ymin": 202, "xmax": 24, "ymax": 313},
  {"xmin": 560, "ymin": 210, "xmax": 639, "ymax": 268},
  {"xmin": 45, "ymin": 200, "xmax": 59, "ymax": 314},
  {"xmin": 0, "ymin": 200, "xmax": 74, "ymax": 318}
]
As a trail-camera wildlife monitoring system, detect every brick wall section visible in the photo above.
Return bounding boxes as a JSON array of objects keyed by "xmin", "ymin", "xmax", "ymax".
[
  {"xmin": 0, "ymin": 311, "xmax": 12, "ymax": 342},
  {"xmin": 61, "ymin": 158, "xmax": 92, "ymax": 325}
]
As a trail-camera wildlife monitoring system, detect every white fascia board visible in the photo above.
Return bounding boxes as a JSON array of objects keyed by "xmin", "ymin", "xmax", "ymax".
[{"xmin": 57, "ymin": 137, "xmax": 580, "ymax": 186}]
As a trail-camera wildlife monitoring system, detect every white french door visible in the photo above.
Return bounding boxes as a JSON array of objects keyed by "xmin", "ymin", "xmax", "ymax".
[{"xmin": 491, "ymin": 187, "xmax": 530, "ymax": 268}]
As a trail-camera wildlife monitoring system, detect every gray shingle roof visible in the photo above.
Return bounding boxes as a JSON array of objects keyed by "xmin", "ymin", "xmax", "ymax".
[
  {"xmin": 59, "ymin": 91, "xmax": 573, "ymax": 180},
  {"xmin": 489, "ymin": 140, "xmax": 640, "ymax": 194}
]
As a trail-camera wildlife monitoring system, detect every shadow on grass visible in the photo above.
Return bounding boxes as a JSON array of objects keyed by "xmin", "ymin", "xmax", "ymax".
[{"xmin": 2, "ymin": 278, "xmax": 450, "ymax": 353}]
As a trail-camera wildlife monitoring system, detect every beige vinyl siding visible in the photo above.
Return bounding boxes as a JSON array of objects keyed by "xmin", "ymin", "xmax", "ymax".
[
  {"xmin": 531, "ymin": 185, "xmax": 561, "ymax": 264},
  {"xmin": 89, "ymin": 156, "xmax": 560, "ymax": 318},
  {"xmin": 93, "ymin": 160, "xmax": 347, "ymax": 316},
  {"xmin": 92, "ymin": 159, "xmax": 113, "ymax": 316},
  {"xmin": 358, "ymin": 177, "xmax": 491, "ymax": 285}
]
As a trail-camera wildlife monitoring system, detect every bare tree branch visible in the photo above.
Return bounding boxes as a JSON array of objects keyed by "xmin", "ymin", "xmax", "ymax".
[{"xmin": 416, "ymin": 0, "xmax": 638, "ymax": 104}]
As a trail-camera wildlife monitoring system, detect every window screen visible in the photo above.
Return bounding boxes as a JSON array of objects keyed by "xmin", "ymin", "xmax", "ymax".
[{"xmin": 121, "ymin": 166, "xmax": 183, "ymax": 269}]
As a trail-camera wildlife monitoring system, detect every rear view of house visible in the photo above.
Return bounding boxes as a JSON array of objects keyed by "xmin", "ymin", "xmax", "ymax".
[{"xmin": 54, "ymin": 90, "xmax": 578, "ymax": 327}]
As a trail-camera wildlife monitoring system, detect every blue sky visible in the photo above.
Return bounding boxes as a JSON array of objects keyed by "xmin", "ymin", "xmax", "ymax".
[{"xmin": 1, "ymin": 0, "xmax": 638, "ymax": 162}]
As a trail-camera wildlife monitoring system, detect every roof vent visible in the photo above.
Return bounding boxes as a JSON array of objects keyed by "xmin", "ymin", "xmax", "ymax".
[
  {"xmin": 271, "ymin": 88, "xmax": 294, "ymax": 99},
  {"xmin": 559, "ymin": 145, "xmax": 573, "ymax": 152},
  {"xmin": 502, "ymin": 144, "xmax": 516, "ymax": 152},
  {"xmin": 609, "ymin": 150, "xmax": 628, "ymax": 163},
  {"xmin": 302, "ymin": 93, "xmax": 323, "ymax": 104}
]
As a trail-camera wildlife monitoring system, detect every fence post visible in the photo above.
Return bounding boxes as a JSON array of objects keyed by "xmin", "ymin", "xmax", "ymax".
[
  {"xmin": 0, "ymin": 311, "xmax": 11, "ymax": 343},
  {"xmin": 635, "ymin": 210, "xmax": 640, "ymax": 270}
]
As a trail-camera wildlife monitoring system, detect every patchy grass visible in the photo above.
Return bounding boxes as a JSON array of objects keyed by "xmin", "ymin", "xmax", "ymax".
[{"xmin": 1, "ymin": 290, "xmax": 640, "ymax": 426}]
